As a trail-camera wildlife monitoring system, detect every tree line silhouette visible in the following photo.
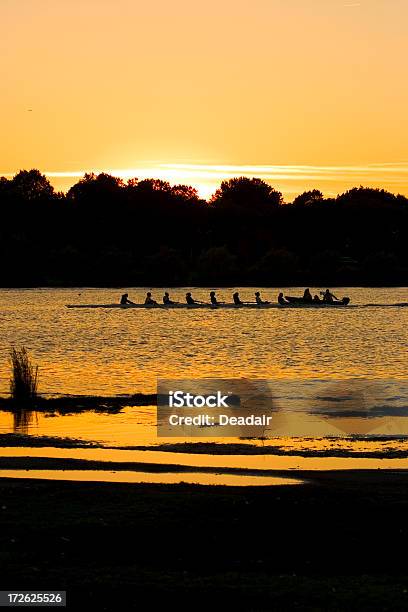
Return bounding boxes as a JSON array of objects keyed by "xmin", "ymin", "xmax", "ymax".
[{"xmin": 0, "ymin": 169, "xmax": 407, "ymax": 286}]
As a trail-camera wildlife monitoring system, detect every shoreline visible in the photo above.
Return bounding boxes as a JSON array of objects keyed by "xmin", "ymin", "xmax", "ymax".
[
  {"xmin": 2, "ymin": 456, "xmax": 408, "ymax": 481},
  {"xmin": 2, "ymin": 434, "xmax": 408, "ymax": 457},
  {"xmin": 0, "ymin": 393, "xmax": 157, "ymax": 413},
  {"xmin": 1, "ymin": 283, "xmax": 407, "ymax": 288}
]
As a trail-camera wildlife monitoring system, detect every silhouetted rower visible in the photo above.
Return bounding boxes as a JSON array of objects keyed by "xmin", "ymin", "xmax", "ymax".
[
  {"xmin": 233, "ymin": 291, "xmax": 243, "ymax": 305},
  {"xmin": 303, "ymin": 288, "xmax": 313, "ymax": 303},
  {"xmin": 210, "ymin": 291, "xmax": 224, "ymax": 305},
  {"xmin": 120, "ymin": 293, "xmax": 134, "ymax": 305},
  {"xmin": 163, "ymin": 291, "xmax": 178, "ymax": 305},
  {"xmin": 186, "ymin": 292, "xmax": 202, "ymax": 305},
  {"xmin": 145, "ymin": 292, "xmax": 158, "ymax": 305},
  {"xmin": 278, "ymin": 292, "xmax": 287, "ymax": 305},
  {"xmin": 255, "ymin": 291, "xmax": 270, "ymax": 305},
  {"xmin": 321, "ymin": 289, "xmax": 338, "ymax": 304}
]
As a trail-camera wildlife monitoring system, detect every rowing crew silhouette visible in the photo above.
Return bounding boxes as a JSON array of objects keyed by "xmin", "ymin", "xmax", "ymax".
[{"xmin": 120, "ymin": 288, "xmax": 350, "ymax": 307}]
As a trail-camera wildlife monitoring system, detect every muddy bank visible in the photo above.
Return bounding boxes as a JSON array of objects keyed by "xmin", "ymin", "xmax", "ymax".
[
  {"xmin": 132, "ymin": 441, "xmax": 408, "ymax": 459},
  {"xmin": 0, "ymin": 393, "xmax": 157, "ymax": 414},
  {"xmin": 2, "ymin": 456, "xmax": 408, "ymax": 484},
  {"xmin": 0, "ymin": 455, "xmax": 292, "ymax": 475},
  {"xmin": 3, "ymin": 434, "xmax": 408, "ymax": 459},
  {"xmin": 0, "ymin": 433, "xmax": 102, "ymax": 448}
]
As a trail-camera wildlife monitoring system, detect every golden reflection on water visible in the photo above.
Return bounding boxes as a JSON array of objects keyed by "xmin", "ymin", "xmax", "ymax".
[
  {"xmin": 12, "ymin": 410, "xmax": 37, "ymax": 434},
  {"xmin": 2, "ymin": 406, "xmax": 408, "ymax": 469},
  {"xmin": 2, "ymin": 446, "xmax": 408, "ymax": 472},
  {"xmin": 0, "ymin": 469, "xmax": 303, "ymax": 486},
  {"xmin": 2, "ymin": 401, "xmax": 408, "ymax": 472},
  {"xmin": 0, "ymin": 288, "xmax": 407, "ymax": 396},
  {"xmin": 1, "ymin": 288, "xmax": 407, "ymax": 477}
]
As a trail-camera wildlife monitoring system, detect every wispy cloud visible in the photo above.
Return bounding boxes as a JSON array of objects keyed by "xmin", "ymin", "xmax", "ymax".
[{"xmin": 2, "ymin": 162, "xmax": 408, "ymax": 200}]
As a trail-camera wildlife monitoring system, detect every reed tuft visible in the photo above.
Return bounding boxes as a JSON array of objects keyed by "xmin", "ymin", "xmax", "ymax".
[{"xmin": 9, "ymin": 346, "xmax": 39, "ymax": 402}]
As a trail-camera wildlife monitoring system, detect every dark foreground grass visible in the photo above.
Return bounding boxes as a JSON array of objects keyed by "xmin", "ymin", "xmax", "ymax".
[
  {"xmin": 9, "ymin": 347, "xmax": 39, "ymax": 403},
  {"xmin": 1, "ymin": 474, "xmax": 408, "ymax": 610}
]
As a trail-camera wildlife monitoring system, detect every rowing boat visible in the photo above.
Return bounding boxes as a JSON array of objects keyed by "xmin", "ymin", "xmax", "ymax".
[
  {"xmin": 285, "ymin": 296, "xmax": 350, "ymax": 306},
  {"xmin": 66, "ymin": 302, "xmax": 350, "ymax": 309}
]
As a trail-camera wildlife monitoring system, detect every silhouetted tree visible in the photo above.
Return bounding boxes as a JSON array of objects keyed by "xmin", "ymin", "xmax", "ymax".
[
  {"xmin": 292, "ymin": 190, "xmax": 324, "ymax": 207},
  {"xmin": 197, "ymin": 246, "xmax": 238, "ymax": 284},
  {"xmin": 144, "ymin": 247, "xmax": 188, "ymax": 285},
  {"xmin": 67, "ymin": 172, "xmax": 124, "ymax": 203},
  {"xmin": 171, "ymin": 184, "xmax": 199, "ymax": 201},
  {"xmin": 210, "ymin": 177, "xmax": 283, "ymax": 214},
  {"xmin": 363, "ymin": 251, "xmax": 400, "ymax": 283},
  {"xmin": 10, "ymin": 169, "xmax": 55, "ymax": 200},
  {"xmin": 336, "ymin": 186, "xmax": 403, "ymax": 209},
  {"xmin": 251, "ymin": 248, "xmax": 300, "ymax": 284},
  {"xmin": 0, "ymin": 170, "xmax": 407, "ymax": 286}
]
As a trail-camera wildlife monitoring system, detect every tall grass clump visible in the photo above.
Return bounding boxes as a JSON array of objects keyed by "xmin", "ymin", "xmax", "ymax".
[{"xmin": 9, "ymin": 346, "xmax": 39, "ymax": 403}]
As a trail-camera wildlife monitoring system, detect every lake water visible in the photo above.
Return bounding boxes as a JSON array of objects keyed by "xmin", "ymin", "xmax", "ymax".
[
  {"xmin": 0, "ymin": 287, "xmax": 407, "ymax": 481},
  {"xmin": 0, "ymin": 287, "xmax": 407, "ymax": 396}
]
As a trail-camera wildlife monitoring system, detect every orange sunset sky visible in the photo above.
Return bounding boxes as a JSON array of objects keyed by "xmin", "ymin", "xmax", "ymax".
[{"xmin": 1, "ymin": 0, "xmax": 407, "ymax": 200}]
